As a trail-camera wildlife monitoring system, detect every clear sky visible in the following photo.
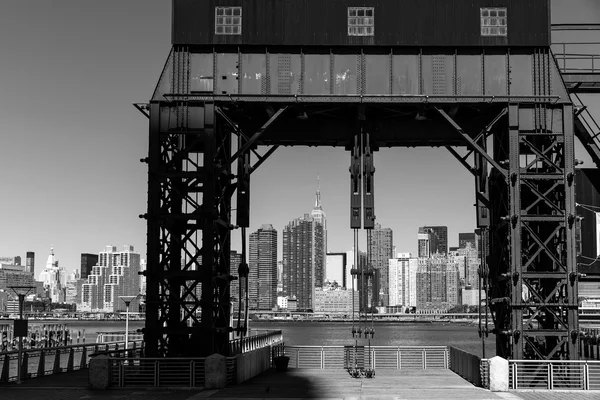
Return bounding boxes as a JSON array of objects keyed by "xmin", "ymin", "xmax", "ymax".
[{"xmin": 0, "ymin": 0, "xmax": 599, "ymax": 277}]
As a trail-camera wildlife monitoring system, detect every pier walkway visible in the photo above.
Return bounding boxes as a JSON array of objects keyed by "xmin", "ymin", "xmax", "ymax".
[{"xmin": 1, "ymin": 368, "xmax": 597, "ymax": 400}]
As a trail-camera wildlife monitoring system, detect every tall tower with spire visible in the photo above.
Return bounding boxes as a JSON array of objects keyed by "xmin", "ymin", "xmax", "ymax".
[{"xmin": 311, "ymin": 174, "xmax": 327, "ymax": 287}]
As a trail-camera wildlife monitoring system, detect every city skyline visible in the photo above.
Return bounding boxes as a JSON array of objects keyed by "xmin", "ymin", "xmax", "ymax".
[{"xmin": 0, "ymin": 1, "xmax": 599, "ymax": 275}]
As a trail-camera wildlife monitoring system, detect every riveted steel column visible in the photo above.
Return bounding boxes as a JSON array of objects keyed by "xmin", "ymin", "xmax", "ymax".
[
  {"xmin": 564, "ymin": 104, "xmax": 579, "ymax": 359},
  {"xmin": 508, "ymin": 103, "xmax": 524, "ymax": 359},
  {"xmin": 200, "ymin": 103, "xmax": 216, "ymax": 356},
  {"xmin": 144, "ymin": 102, "xmax": 162, "ymax": 357}
]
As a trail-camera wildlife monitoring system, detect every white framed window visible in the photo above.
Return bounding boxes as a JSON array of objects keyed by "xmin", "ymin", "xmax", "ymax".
[
  {"xmin": 215, "ymin": 6, "xmax": 242, "ymax": 35},
  {"xmin": 348, "ymin": 7, "xmax": 374, "ymax": 36},
  {"xmin": 481, "ymin": 7, "xmax": 507, "ymax": 36}
]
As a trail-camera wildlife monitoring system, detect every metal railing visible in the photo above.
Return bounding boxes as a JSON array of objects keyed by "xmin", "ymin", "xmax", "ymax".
[
  {"xmin": 229, "ymin": 330, "xmax": 283, "ymax": 355},
  {"xmin": 552, "ymin": 43, "xmax": 600, "ymax": 74},
  {"xmin": 283, "ymin": 345, "xmax": 449, "ymax": 370},
  {"xmin": 509, "ymin": 360, "xmax": 600, "ymax": 390},
  {"xmin": 0, "ymin": 340, "xmax": 143, "ymax": 383},
  {"xmin": 551, "ymin": 23, "xmax": 600, "ymax": 74},
  {"xmin": 108, "ymin": 356, "xmax": 237, "ymax": 387},
  {"xmin": 449, "ymin": 347, "xmax": 481, "ymax": 386}
]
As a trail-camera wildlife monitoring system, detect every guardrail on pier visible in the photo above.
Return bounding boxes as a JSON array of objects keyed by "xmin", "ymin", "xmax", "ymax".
[
  {"xmin": 0, "ymin": 340, "xmax": 144, "ymax": 383},
  {"xmin": 508, "ymin": 360, "xmax": 600, "ymax": 390},
  {"xmin": 283, "ymin": 345, "xmax": 449, "ymax": 370}
]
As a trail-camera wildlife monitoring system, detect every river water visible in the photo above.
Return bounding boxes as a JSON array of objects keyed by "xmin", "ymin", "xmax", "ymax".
[
  {"xmin": 249, "ymin": 321, "xmax": 496, "ymax": 358},
  {"xmin": 2, "ymin": 319, "xmax": 495, "ymax": 358}
]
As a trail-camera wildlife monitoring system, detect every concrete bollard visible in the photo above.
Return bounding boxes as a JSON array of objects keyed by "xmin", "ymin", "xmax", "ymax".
[
  {"xmin": 488, "ymin": 356, "xmax": 509, "ymax": 392},
  {"xmin": 89, "ymin": 354, "xmax": 111, "ymax": 389},
  {"xmin": 205, "ymin": 353, "xmax": 227, "ymax": 389}
]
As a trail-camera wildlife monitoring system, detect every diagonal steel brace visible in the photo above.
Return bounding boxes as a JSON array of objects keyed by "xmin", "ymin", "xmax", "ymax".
[
  {"xmin": 230, "ymin": 106, "xmax": 288, "ymax": 164},
  {"xmin": 436, "ymin": 108, "xmax": 507, "ymax": 178}
]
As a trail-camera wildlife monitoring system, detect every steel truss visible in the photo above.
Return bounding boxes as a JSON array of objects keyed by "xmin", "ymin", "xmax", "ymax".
[
  {"xmin": 142, "ymin": 46, "xmax": 580, "ymax": 360},
  {"xmin": 441, "ymin": 103, "xmax": 579, "ymax": 360}
]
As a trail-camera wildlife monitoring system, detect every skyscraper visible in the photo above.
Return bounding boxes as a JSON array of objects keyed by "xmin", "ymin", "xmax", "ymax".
[
  {"xmin": 26, "ymin": 252, "xmax": 35, "ymax": 275},
  {"xmin": 422, "ymin": 226, "xmax": 448, "ymax": 255},
  {"xmin": 80, "ymin": 245, "xmax": 141, "ymax": 312},
  {"xmin": 39, "ymin": 247, "xmax": 66, "ymax": 303},
  {"xmin": 283, "ymin": 214, "xmax": 324, "ymax": 310},
  {"xmin": 458, "ymin": 232, "xmax": 476, "ymax": 250},
  {"xmin": 417, "ymin": 227, "xmax": 439, "ymax": 257},
  {"xmin": 388, "ymin": 253, "xmax": 418, "ymax": 308},
  {"xmin": 249, "ymin": 225, "xmax": 278, "ymax": 310},
  {"xmin": 80, "ymin": 253, "xmax": 98, "ymax": 280},
  {"xmin": 369, "ymin": 223, "xmax": 393, "ymax": 306},
  {"xmin": 230, "ymin": 250, "xmax": 242, "ymax": 312},
  {"xmin": 310, "ymin": 175, "xmax": 327, "ymax": 285}
]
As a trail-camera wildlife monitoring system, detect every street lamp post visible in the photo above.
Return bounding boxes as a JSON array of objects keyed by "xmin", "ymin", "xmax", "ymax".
[
  {"xmin": 8, "ymin": 286, "xmax": 35, "ymax": 384},
  {"xmin": 119, "ymin": 295, "xmax": 139, "ymax": 354}
]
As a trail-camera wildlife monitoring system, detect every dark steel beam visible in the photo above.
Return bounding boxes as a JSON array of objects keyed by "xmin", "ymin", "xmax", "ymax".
[
  {"xmin": 436, "ymin": 108, "xmax": 507, "ymax": 178},
  {"xmin": 229, "ymin": 107, "xmax": 288, "ymax": 164}
]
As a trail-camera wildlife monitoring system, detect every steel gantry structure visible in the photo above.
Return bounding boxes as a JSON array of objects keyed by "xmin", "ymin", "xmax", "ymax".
[{"xmin": 135, "ymin": 0, "xmax": 600, "ymax": 360}]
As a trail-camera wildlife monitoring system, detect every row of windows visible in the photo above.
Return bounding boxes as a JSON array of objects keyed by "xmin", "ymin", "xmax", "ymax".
[{"xmin": 215, "ymin": 6, "xmax": 508, "ymax": 37}]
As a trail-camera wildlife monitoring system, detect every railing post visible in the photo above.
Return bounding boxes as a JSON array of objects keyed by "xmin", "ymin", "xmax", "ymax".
[
  {"xmin": 119, "ymin": 361, "xmax": 124, "ymax": 387},
  {"xmin": 548, "ymin": 363, "xmax": 553, "ymax": 390},
  {"xmin": 584, "ymin": 362, "xmax": 589, "ymax": 390},
  {"xmin": 67, "ymin": 348, "xmax": 74, "ymax": 372},
  {"xmin": 422, "ymin": 349, "xmax": 426, "ymax": 369},
  {"xmin": 321, "ymin": 347, "xmax": 324, "ymax": 369},
  {"xmin": 37, "ymin": 350, "xmax": 45, "ymax": 377},
  {"xmin": 53, "ymin": 350, "xmax": 61, "ymax": 375},
  {"xmin": 0, "ymin": 354, "xmax": 8, "ymax": 382},
  {"xmin": 512, "ymin": 362, "xmax": 517, "ymax": 390},
  {"xmin": 397, "ymin": 348, "xmax": 400, "ymax": 369},
  {"xmin": 21, "ymin": 352, "xmax": 28, "ymax": 381},
  {"xmin": 80, "ymin": 346, "xmax": 87, "ymax": 369},
  {"xmin": 191, "ymin": 360, "xmax": 195, "ymax": 387},
  {"xmin": 154, "ymin": 360, "xmax": 159, "ymax": 387}
]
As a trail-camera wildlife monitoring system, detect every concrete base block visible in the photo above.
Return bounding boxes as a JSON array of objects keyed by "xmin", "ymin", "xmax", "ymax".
[
  {"xmin": 88, "ymin": 355, "xmax": 111, "ymax": 389},
  {"xmin": 488, "ymin": 356, "xmax": 509, "ymax": 392},
  {"xmin": 205, "ymin": 353, "xmax": 227, "ymax": 389}
]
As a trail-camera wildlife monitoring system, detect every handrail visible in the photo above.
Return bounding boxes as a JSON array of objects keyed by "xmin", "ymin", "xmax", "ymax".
[
  {"xmin": 509, "ymin": 359, "xmax": 600, "ymax": 390},
  {"xmin": 552, "ymin": 24, "xmax": 600, "ymax": 31},
  {"xmin": 0, "ymin": 340, "xmax": 144, "ymax": 383}
]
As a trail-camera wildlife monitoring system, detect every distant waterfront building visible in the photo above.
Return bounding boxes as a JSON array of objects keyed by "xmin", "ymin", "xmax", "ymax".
[
  {"xmin": 345, "ymin": 248, "xmax": 368, "ymax": 309},
  {"xmin": 388, "ymin": 253, "xmax": 418, "ymax": 308},
  {"xmin": 326, "ymin": 253, "xmax": 347, "ymax": 287},
  {"xmin": 0, "ymin": 257, "xmax": 21, "ymax": 265},
  {"xmin": 38, "ymin": 247, "xmax": 66, "ymax": 303},
  {"xmin": 65, "ymin": 270, "xmax": 84, "ymax": 305},
  {"xmin": 80, "ymin": 253, "xmax": 98, "ymax": 280},
  {"xmin": 249, "ymin": 225, "xmax": 278, "ymax": 310},
  {"xmin": 140, "ymin": 259, "xmax": 147, "ymax": 296},
  {"xmin": 230, "ymin": 250, "xmax": 242, "ymax": 311},
  {"xmin": 458, "ymin": 233, "xmax": 476, "ymax": 250},
  {"xmin": 417, "ymin": 228, "xmax": 438, "ymax": 257},
  {"xmin": 369, "ymin": 223, "xmax": 393, "ymax": 306},
  {"xmin": 283, "ymin": 214, "xmax": 324, "ymax": 310},
  {"xmin": 423, "ymin": 226, "xmax": 448, "ymax": 255},
  {"xmin": 277, "ymin": 260, "xmax": 283, "ymax": 294},
  {"xmin": 457, "ymin": 243, "xmax": 480, "ymax": 289},
  {"xmin": 80, "ymin": 245, "xmax": 141, "ymax": 312},
  {"xmin": 314, "ymin": 287, "xmax": 358, "ymax": 314},
  {"xmin": 416, "ymin": 255, "xmax": 459, "ymax": 312},
  {"xmin": 26, "ymin": 252, "xmax": 35, "ymax": 275},
  {"xmin": 462, "ymin": 288, "xmax": 486, "ymax": 307}
]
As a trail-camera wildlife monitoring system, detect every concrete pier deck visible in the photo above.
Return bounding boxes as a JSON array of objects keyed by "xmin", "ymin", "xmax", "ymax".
[{"xmin": 1, "ymin": 368, "xmax": 598, "ymax": 399}]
